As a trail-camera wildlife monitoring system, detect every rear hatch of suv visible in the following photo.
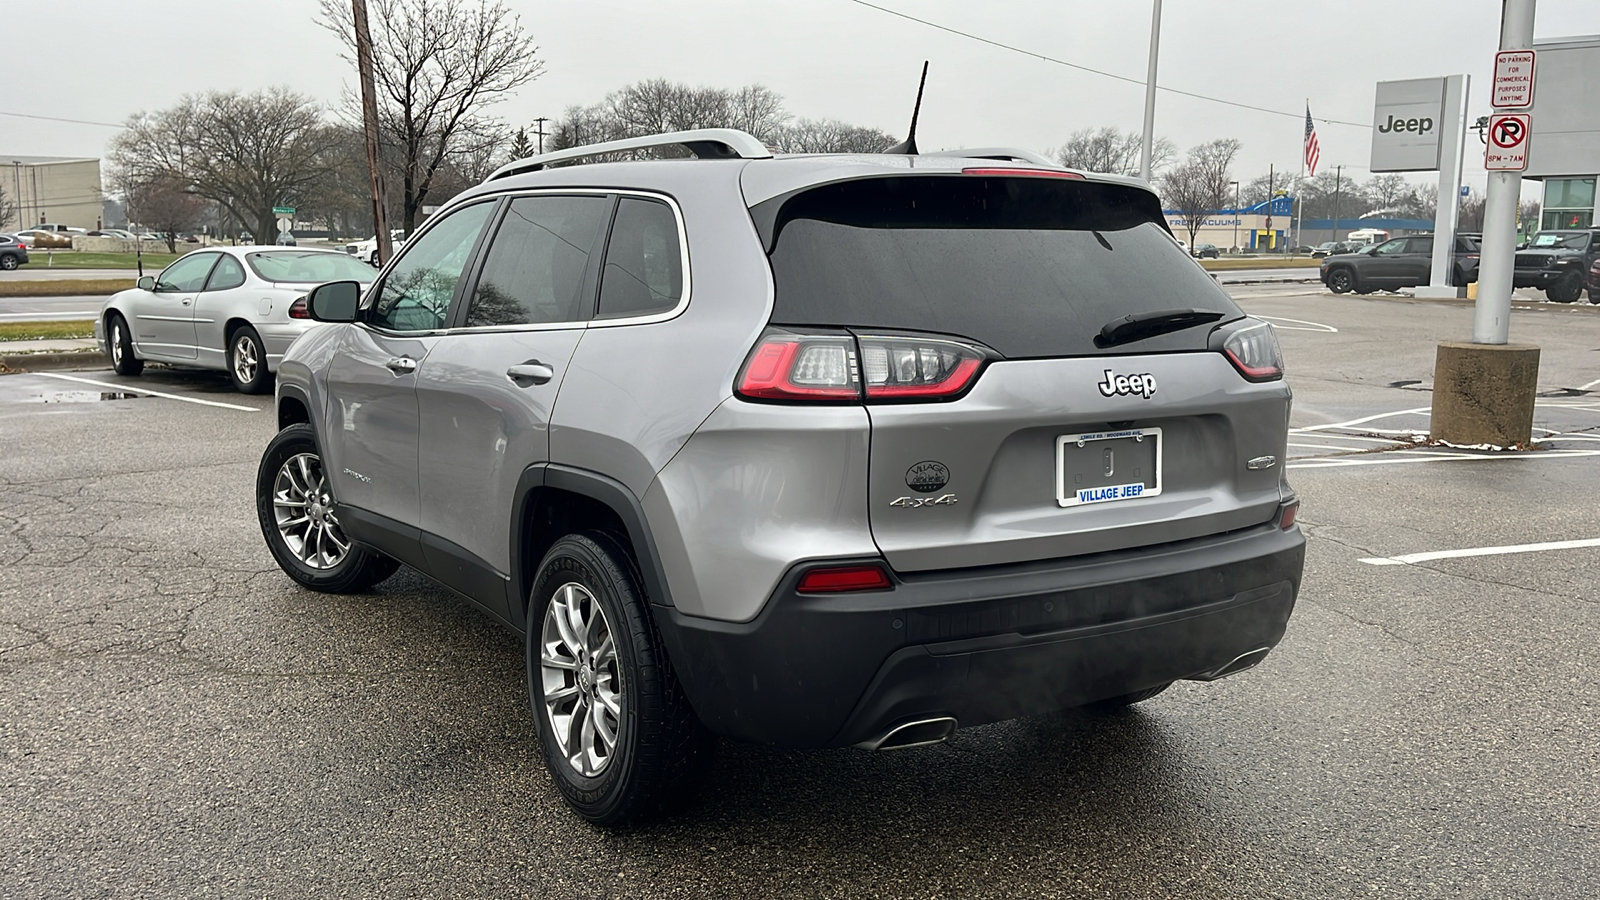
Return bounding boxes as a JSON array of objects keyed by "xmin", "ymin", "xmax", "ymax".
[{"xmin": 744, "ymin": 168, "xmax": 1291, "ymax": 572}]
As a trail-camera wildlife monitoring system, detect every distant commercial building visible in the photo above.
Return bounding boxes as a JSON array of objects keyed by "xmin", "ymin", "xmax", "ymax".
[
  {"xmin": 2, "ymin": 156, "xmax": 104, "ymax": 231},
  {"xmin": 1164, "ymin": 197, "xmax": 1297, "ymax": 251},
  {"xmin": 1525, "ymin": 34, "xmax": 1600, "ymax": 230}
]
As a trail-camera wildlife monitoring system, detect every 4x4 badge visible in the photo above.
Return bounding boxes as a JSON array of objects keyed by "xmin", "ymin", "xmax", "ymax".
[{"xmin": 1097, "ymin": 369, "xmax": 1157, "ymax": 399}]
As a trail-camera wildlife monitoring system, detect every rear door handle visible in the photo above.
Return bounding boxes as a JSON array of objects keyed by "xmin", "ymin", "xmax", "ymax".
[
  {"xmin": 386, "ymin": 356, "xmax": 418, "ymax": 374},
  {"xmin": 506, "ymin": 362, "xmax": 555, "ymax": 385}
]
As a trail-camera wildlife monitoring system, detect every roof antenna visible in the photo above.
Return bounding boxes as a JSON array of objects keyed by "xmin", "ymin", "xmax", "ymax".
[{"xmin": 883, "ymin": 61, "xmax": 929, "ymax": 155}]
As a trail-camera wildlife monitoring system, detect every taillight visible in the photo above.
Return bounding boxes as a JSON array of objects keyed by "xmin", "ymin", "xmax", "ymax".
[
  {"xmin": 736, "ymin": 329, "xmax": 992, "ymax": 403},
  {"xmin": 288, "ymin": 296, "xmax": 310, "ymax": 319},
  {"xmin": 796, "ymin": 563, "xmax": 893, "ymax": 593},
  {"xmin": 1215, "ymin": 318, "xmax": 1284, "ymax": 382},
  {"xmin": 961, "ymin": 167, "xmax": 1085, "ymax": 179},
  {"xmin": 1279, "ymin": 501, "xmax": 1299, "ymax": 530}
]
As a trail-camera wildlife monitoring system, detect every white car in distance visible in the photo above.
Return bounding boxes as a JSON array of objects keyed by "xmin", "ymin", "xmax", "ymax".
[{"xmin": 95, "ymin": 246, "xmax": 378, "ymax": 393}]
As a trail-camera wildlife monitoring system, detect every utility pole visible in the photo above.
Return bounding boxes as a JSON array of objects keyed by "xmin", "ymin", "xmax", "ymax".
[
  {"xmin": 1266, "ymin": 165, "xmax": 1274, "ymax": 252},
  {"xmin": 1138, "ymin": 0, "xmax": 1162, "ymax": 183},
  {"xmin": 533, "ymin": 117, "xmax": 550, "ymax": 154},
  {"xmin": 352, "ymin": 0, "xmax": 392, "ymax": 267},
  {"xmin": 1332, "ymin": 165, "xmax": 1343, "ymax": 243},
  {"xmin": 1230, "ymin": 180, "xmax": 1239, "ymax": 253}
]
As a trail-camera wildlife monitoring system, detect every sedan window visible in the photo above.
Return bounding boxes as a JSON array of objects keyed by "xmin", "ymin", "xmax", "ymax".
[
  {"xmin": 204, "ymin": 254, "xmax": 247, "ymax": 291},
  {"xmin": 245, "ymin": 251, "xmax": 378, "ymax": 284},
  {"xmin": 154, "ymin": 253, "xmax": 220, "ymax": 292}
]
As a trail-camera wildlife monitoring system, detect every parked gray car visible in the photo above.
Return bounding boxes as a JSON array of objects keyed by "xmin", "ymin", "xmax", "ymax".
[
  {"xmin": 94, "ymin": 247, "xmax": 378, "ymax": 392},
  {"xmin": 256, "ymin": 129, "xmax": 1305, "ymax": 826}
]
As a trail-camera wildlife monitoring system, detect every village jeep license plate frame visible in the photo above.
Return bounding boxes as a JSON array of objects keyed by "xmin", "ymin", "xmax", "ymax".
[{"xmin": 1055, "ymin": 428, "xmax": 1163, "ymax": 508}]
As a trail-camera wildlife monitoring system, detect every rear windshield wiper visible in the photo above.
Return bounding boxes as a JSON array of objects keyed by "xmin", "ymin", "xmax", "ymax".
[{"xmin": 1096, "ymin": 308, "xmax": 1225, "ymax": 348}]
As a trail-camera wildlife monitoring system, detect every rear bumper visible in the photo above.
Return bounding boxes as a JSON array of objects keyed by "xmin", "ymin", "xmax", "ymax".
[{"xmin": 656, "ymin": 521, "xmax": 1305, "ymax": 748}]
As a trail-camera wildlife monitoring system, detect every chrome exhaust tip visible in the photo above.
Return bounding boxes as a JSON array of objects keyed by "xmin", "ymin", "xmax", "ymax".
[
  {"xmin": 856, "ymin": 716, "xmax": 958, "ymax": 751},
  {"xmin": 1187, "ymin": 647, "xmax": 1272, "ymax": 682}
]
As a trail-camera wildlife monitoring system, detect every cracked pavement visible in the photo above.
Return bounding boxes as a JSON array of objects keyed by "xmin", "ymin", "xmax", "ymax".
[{"xmin": 2, "ymin": 291, "xmax": 1598, "ymax": 898}]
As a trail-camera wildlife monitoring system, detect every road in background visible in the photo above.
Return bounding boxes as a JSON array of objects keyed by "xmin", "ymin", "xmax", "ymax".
[{"xmin": 0, "ymin": 295, "xmax": 108, "ymax": 321}]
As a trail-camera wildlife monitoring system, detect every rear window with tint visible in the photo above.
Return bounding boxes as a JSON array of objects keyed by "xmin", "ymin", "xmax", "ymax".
[
  {"xmin": 246, "ymin": 251, "xmax": 378, "ymax": 283},
  {"xmin": 758, "ymin": 176, "xmax": 1241, "ymax": 359}
]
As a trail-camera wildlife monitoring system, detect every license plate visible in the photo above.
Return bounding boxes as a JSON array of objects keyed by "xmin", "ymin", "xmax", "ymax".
[{"xmin": 1055, "ymin": 428, "xmax": 1162, "ymax": 508}]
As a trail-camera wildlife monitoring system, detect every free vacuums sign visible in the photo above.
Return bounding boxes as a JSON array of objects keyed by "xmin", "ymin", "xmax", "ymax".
[{"xmin": 1370, "ymin": 77, "xmax": 1447, "ymax": 173}]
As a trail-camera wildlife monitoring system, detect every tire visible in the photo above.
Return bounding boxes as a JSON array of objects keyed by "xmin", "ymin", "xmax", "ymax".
[
  {"xmin": 0, "ymin": 253, "xmax": 18, "ymax": 270},
  {"xmin": 527, "ymin": 531, "xmax": 712, "ymax": 828},
  {"xmin": 228, "ymin": 325, "xmax": 272, "ymax": 394},
  {"xmin": 107, "ymin": 313, "xmax": 144, "ymax": 376},
  {"xmin": 1546, "ymin": 271, "xmax": 1583, "ymax": 303},
  {"xmin": 256, "ymin": 423, "xmax": 399, "ymax": 593},
  {"xmin": 1081, "ymin": 682, "xmax": 1172, "ymax": 714},
  {"xmin": 1326, "ymin": 267, "xmax": 1355, "ymax": 294}
]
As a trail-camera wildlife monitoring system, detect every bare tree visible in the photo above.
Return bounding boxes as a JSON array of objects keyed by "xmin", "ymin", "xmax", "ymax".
[
  {"xmin": 551, "ymin": 79, "xmax": 894, "ymax": 157},
  {"xmin": 1365, "ymin": 174, "xmax": 1411, "ymax": 212},
  {"xmin": 122, "ymin": 175, "xmax": 206, "ymax": 252},
  {"xmin": 110, "ymin": 88, "xmax": 340, "ymax": 243},
  {"xmin": 1054, "ymin": 127, "xmax": 1174, "ymax": 177},
  {"xmin": 1458, "ymin": 190, "xmax": 1487, "ymax": 233},
  {"xmin": 319, "ymin": 0, "xmax": 544, "ymax": 231},
  {"xmin": 1160, "ymin": 139, "xmax": 1242, "ymax": 248},
  {"xmin": 1518, "ymin": 199, "xmax": 1542, "ymax": 231},
  {"xmin": 1402, "ymin": 183, "xmax": 1438, "ymax": 221},
  {"xmin": 0, "ymin": 181, "xmax": 15, "ymax": 231},
  {"xmin": 770, "ymin": 118, "xmax": 897, "ymax": 153}
]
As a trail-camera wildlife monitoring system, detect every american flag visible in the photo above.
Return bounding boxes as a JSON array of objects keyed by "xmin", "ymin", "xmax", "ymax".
[{"xmin": 1304, "ymin": 105, "xmax": 1321, "ymax": 176}]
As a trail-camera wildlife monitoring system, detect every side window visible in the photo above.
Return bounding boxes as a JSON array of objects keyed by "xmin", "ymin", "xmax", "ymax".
[
  {"xmin": 596, "ymin": 197, "xmax": 683, "ymax": 319},
  {"xmin": 1373, "ymin": 239, "xmax": 1407, "ymax": 257},
  {"xmin": 155, "ymin": 253, "xmax": 219, "ymax": 292},
  {"xmin": 465, "ymin": 195, "xmax": 610, "ymax": 327},
  {"xmin": 1406, "ymin": 236, "xmax": 1433, "ymax": 255},
  {"xmin": 369, "ymin": 202, "xmax": 494, "ymax": 332},
  {"xmin": 204, "ymin": 254, "xmax": 247, "ymax": 291}
]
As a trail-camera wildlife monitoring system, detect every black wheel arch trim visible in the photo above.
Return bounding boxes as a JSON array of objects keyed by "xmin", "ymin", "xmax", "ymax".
[{"xmin": 510, "ymin": 463, "xmax": 677, "ymax": 633}]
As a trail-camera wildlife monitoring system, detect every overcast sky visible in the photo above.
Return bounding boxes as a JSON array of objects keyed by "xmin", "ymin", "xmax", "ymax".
[{"xmin": 6, "ymin": 0, "xmax": 1597, "ymax": 195}]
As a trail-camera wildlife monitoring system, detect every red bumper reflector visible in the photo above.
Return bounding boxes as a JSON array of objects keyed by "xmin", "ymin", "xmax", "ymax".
[
  {"xmin": 1279, "ymin": 502, "xmax": 1299, "ymax": 530},
  {"xmin": 797, "ymin": 564, "xmax": 893, "ymax": 594}
]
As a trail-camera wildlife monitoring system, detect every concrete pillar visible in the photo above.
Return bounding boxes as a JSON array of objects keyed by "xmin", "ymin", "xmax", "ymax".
[{"xmin": 1431, "ymin": 342, "xmax": 1541, "ymax": 446}]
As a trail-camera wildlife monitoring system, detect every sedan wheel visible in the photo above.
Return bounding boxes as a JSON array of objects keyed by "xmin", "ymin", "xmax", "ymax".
[
  {"xmin": 228, "ymin": 326, "xmax": 271, "ymax": 394},
  {"xmin": 0, "ymin": 254, "xmax": 18, "ymax": 270},
  {"xmin": 108, "ymin": 313, "xmax": 143, "ymax": 376}
]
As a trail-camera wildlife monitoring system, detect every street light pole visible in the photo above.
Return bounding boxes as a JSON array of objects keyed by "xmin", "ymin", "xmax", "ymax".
[
  {"xmin": 1474, "ymin": 0, "xmax": 1535, "ymax": 344},
  {"xmin": 1138, "ymin": 0, "xmax": 1162, "ymax": 183}
]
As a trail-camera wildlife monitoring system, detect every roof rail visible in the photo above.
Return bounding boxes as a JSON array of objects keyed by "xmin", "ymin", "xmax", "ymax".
[
  {"xmin": 488, "ymin": 128, "xmax": 773, "ymax": 181},
  {"xmin": 924, "ymin": 147, "xmax": 1059, "ymax": 167}
]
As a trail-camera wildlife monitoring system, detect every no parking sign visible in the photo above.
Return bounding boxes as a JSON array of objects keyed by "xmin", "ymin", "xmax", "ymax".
[{"xmin": 1484, "ymin": 113, "xmax": 1530, "ymax": 171}]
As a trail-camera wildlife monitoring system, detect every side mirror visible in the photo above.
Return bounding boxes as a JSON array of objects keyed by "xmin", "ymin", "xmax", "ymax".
[
  {"xmin": 137, "ymin": 275, "xmax": 155, "ymax": 291},
  {"xmin": 306, "ymin": 280, "xmax": 362, "ymax": 322}
]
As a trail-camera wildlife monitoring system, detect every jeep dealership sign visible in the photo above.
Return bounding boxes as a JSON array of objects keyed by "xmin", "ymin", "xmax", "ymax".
[{"xmin": 1370, "ymin": 77, "xmax": 1447, "ymax": 172}]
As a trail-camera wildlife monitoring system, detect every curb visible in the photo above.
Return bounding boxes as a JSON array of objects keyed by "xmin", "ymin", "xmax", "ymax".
[
  {"xmin": 0, "ymin": 351, "xmax": 104, "ymax": 373},
  {"xmin": 1217, "ymin": 276, "xmax": 1322, "ymax": 286}
]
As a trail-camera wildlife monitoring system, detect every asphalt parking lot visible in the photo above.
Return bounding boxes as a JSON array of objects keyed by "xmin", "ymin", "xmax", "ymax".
[{"xmin": 2, "ymin": 288, "xmax": 1597, "ymax": 898}]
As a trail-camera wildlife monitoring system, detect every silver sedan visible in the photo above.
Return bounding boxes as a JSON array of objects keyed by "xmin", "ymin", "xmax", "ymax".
[{"xmin": 94, "ymin": 246, "xmax": 377, "ymax": 393}]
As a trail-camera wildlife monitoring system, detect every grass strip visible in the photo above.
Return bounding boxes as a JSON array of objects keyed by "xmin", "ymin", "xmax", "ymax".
[
  {"xmin": 0, "ymin": 320, "xmax": 96, "ymax": 341},
  {"xmin": 0, "ymin": 279, "xmax": 132, "ymax": 297},
  {"xmin": 16, "ymin": 251, "xmax": 183, "ymax": 269},
  {"xmin": 1200, "ymin": 257, "xmax": 1318, "ymax": 270}
]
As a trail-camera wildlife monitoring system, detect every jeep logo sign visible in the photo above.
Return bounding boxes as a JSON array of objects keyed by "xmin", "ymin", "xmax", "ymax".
[
  {"xmin": 1097, "ymin": 370, "xmax": 1157, "ymax": 399},
  {"xmin": 1371, "ymin": 77, "xmax": 1447, "ymax": 173}
]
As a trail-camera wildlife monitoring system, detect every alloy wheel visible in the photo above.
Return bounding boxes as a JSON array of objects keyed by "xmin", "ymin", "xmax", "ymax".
[
  {"xmin": 233, "ymin": 334, "xmax": 258, "ymax": 385},
  {"xmin": 539, "ymin": 582, "xmax": 623, "ymax": 777},
  {"xmin": 271, "ymin": 452, "xmax": 351, "ymax": 570},
  {"xmin": 111, "ymin": 322, "xmax": 123, "ymax": 366}
]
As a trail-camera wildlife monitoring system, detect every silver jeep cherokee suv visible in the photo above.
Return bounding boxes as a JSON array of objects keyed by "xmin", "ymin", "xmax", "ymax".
[{"xmin": 256, "ymin": 129, "xmax": 1304, "ymax": 826}]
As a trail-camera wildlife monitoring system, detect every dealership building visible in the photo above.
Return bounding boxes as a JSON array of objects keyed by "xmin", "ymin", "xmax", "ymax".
[
  {"xmin": 1526, "ymin": 34, "xmax": 1600, "ymax": 229},
  {"xmin": 2, "ymin": 156, "xmax": 105, "ymax": 232}
]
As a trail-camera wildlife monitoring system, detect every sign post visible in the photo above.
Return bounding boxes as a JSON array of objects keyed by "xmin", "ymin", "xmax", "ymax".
[
  {"xmin": 1429, "ymin": 0, "xmax": 1541, "ymax": 449},
  {"xmin": 1410, "ymin": 74, "xmax": 1471, "ymax": 300}
]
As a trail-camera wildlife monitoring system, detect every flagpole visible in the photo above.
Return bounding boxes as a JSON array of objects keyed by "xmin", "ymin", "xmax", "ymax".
[{"xmin": 1296, "ymin": 99, "xmax": 1307, "ymax": 252}]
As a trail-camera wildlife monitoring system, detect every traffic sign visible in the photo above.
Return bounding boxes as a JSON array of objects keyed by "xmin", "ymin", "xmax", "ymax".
[
  {"xmin": 1484, "ymin": 113, "xmax": 1530, "ymax": 171},
  {"xmin": 1460, "ymin": 184, "xmax": 1471, "ymax": 197},
  {"xmin": 272, "ymin": 206, "xmax": 296, "ymax": 216},
  {"xmin": 1491, "ymin": 50, "xmax": 1534, "ymax": 109}
]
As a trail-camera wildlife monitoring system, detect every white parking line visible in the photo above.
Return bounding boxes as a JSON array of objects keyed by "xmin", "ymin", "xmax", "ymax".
[
  {"xmin": 1580, "ymin": 376, "xmax": 1600, "ymax": 391},
  {"xmin": 35, "ymin": 372, "xmax": 259, "ymax": 412},
  {"xmin": 1360, "ymin": 537, "xmax": 1600, "ymax": 566},
  {"xmin": 1291, "ymin": 407, "xmax": 1431, "ymax": 434},
  {"xmin": 1290, "ymin": 448, "xmax": 1600, "ymax": 469}
]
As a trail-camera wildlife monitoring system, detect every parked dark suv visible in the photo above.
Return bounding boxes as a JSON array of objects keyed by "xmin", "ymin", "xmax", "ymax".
[
  {"xmin": 1320, "ymin": 234, "xmax": 1479, "ymax": 294},
  {"xmin": 1514, "ymin": 229, "xmax": 1600, "ymax": 303},
  {"xmin": 0, "ymin": 234, "xmax": 29, "ymax": 270},
  {"xmin": 257, "ymin": 129, "xmax": 1305, "ymax": 826}
]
